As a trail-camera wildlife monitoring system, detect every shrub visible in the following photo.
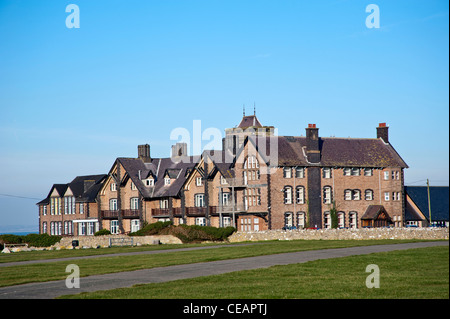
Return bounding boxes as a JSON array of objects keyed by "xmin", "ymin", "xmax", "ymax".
[
  {"xmin": 0, "ymin": 233, "xmax": 62, "ymax": 248},
  {"xmin": 129, "ymin": 221, "xmax": 173, "ymax": 236},
  {"xmin": 94, "ymin": 229, "xmax": 111, "ymax": 236}
]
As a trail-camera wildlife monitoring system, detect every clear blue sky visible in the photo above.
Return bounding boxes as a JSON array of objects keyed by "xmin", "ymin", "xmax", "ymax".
[{"xmin": 0, "ymin": 0, "xmax": 448, "ymax": 231}]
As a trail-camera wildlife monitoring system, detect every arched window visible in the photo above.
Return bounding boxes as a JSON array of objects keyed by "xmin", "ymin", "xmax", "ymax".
[
  {"xmin": 337, "ymin": 212, "xmax": 345, "ymax": 228},
  {"xmin": 284, "ymin": 186, "xmax": 293, "ymax": 204},
  {"xmin": 297, "ymin": 212, "xmax": 306, "ymax": 229},
  {"xmin": 296, "ymin": 186, "xmax": 305, "ymax": 204},
  {"xmin": 284, "ymin": 212, "xmax": 294, "ymax": 229},
  {"xmin": 349, "ymin": 211, "xmax": 358, "ymax": 229},
  {"xmin": 323, "ymin": 211, "xmax": 331, "ymax": 229},
  {"xmin": 365, "ymin": 189, "xmax": 374, "ymax": 201},
  {"xmin": 323, "ymin": 186, "xmax": 332, "ymax": 204}
]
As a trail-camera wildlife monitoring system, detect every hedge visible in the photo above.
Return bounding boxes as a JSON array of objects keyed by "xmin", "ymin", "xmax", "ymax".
[{"xmin": 0, "ymin": 233, "xmax": 62, "ymax": 248}]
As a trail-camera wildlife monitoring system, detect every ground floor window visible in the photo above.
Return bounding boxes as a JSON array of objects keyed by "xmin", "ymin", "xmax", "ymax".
[
  {"xmin": 222, "ymin": 216, "xmax": 232, "ymax": 227},
  {"xmin": 323, "ymin": 212, "xmax": 331, "ymax": 229},
  {"xmin": 42, "ymin": 222, "xmax": 47, "ymax": 234},
  {"xmin": 195, "ymin": 217, "xmax": 206, "ymax": 226},
  {"xmin": 64, "ymin": 221, "xmax": 73, "ymax": 235},
  {"xmin": 50, "ymin": 221, "xmax": 62, "ymax": 235},
  {"xmin": 110, "ymin": 220, "xmax": 119, "ymax": 234},
  {"xmin": 349, "ymin": 212, "xmax": 358, "ymax": 229},
  {"xmin": 284, "ymin": 212, "xmax": 294, "ymax": 229},
  {"xmin": 131, "ymin": 219, "xmax": 140, "ymax": 233},
  {"xmin": 338, "ymin": 212, "xmax": 345, "ymax": 228},
  {"xmin": 297, "ymin": 212, "xmax": 306, "ymax": 229}
]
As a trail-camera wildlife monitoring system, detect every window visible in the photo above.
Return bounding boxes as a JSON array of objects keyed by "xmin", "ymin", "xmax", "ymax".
[
  {"xmin": 364, "ymin": 168, "xmax": 373, "ymax": 176},
  {"xmin": 42, "ymin": 222, "xmax": 47, "ymax": 234},
  {"xmin": 196, "ymin": 177, "xmax": 202, "ymax": 186},
  {"xmin": 392, "ymin": 171, "xmax": 399, "ymax": 180},
  {"xmin": 87, "ymin": 222, "xmax": 95, "ymax": 236},
  {"xmin": 349, "ymin": 212, "xmax": 357, "ymax": 229},
  {"xmin": 338, "ymin": 212, "xmax": 345, "ymax": 228},
  {"xmin": 253, "ymin": 218, "xmax": 260, "ymax": 231},
  {"xmin": 297, "ymin": 212, "xmax": 306, "ymax": 229},
  {"xmin": 284, "ymin": 212, "xmax": 294, "ymax": 228},
  {"xmin": 131, "ymin": 220, "xmax": 140, "ymax": 233},
  {"xmin": 145, "ymin": 179, "xmax": 154, "ymax": 186},
  {"xmin": 195, "ymin": 217, "xmax": 206, "ymax": 226},
  {"xmin": 164, "ymin": 178, "xmax": 171, "ymax": 185},
  {"xmin": 351, "ymin": 168, "xmax": 360, "ymax": 176},
  {"xmin": 283, "ymin": 167, "xmax": 292, "ymax": 178},
  {"xmin": 79, "ymin": 222, "xmax": 86, "ymax": 236},
  {"xmin": 222, "ymin": 216, "xmax": 232, "ymax": 227},
  {"xmin": 392, "ymin": 192, "xmax": 400, "ymax": 201},
  {"xmin": 220, "ymin": 176, "xmax": 228, "ymax": 185},
  {"xmin": 343, "ymin": 168, "xmax": 351, "ymax": 176},
  {"xmin": 384, "ymin": 192, "xmax": 390, "ymax": 201},
  {"xmin": 110, "ymin": 220, "xmax": 119, "ymax": 234},
  {"xmin": 220, "ymin": 192, "xmax": 230, "ymax": 206},
  {"xmin": 64, "ymin": 221, "xmax": 73, "ymax": 235},
  {"xmin": 51, "ymin": 198, "xmax": 55, "ymax": 215},
  {"xmin": 109, "ymin": 198, "xmax": 118, "ymax": 211},
  {"xmin": 111, "ymin": 183, "xmax": 117, "ymax": 191},
  {"xmin": 131, "ymin": 182, "xmax": 137, "ymax": 190},
  {"xmin": 323, "ymin": 168, "xmax": 331, "ymax": 179},
  {"xmin": 244, "ymin": 157, "xmax": 260, "ymax": 184},
  {"xmin": 130, "ymin": 197, "xmax": 139, "ymax": 210},
  {"xmin": 324, "ymin": 212, "xmax": 331, "ymax": 229},
  {"xmin": 352, "ymin": 189, "xmax": 361, "ymax": 201},
  {"xmin": 344, "ymin": 189, "xmax": 352, "ymax": 201},
  {"xmin": 195, "ymin": 194, "xmax": 205, "ymax": 207},
  {"xmin": 42, "ymin": 205, "xmax": 47, "ymax": 216},
  {"xmin": 284, "ymin": 186, "xmax": 293, "ymax": 204},
  {"xmin": 79, "ymin": 203, "xmax": 84, "ymax": 214},
  {"xmin": 323, "ymin": 186, "xmax": 332, "ymax": 204},
  {"xmin": 296, "ymin": 186, "xmax": 305, "ymax": 204},
  {"xmin": 244, "ymin": 156, "xmax": 259, "ymax": 169},
  {"xmin": 160, "ymin": 199, "xmax": 169, "ymax": 209},
  {"xmin": 365, "ymin": 189, "xmax": 374, "ymax": 201},
  {"xmin": 384, "ymin": 171, "xmax": 389, "ymax": 180},
  {"xmin": 296, "ymin": 167, "xmax": 305, "ymax": 178}
]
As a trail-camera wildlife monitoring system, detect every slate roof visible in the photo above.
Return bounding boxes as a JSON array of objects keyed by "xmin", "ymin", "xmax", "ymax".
[
  {"xmin": 243, "ymin": 135, "xmax": 408, "ymax": 168},
  {"xmin": 361, "ymin": 205, "xmax": 391, "ymax": 220},
  {"xmin": 37, "ymin": 175, "xmax": 107, "ymax": 205},
  {"xmin": 117, "ymin": 156, "xmax": 199, "ymax": 199},
  {"xmin": 238, "ymin": 115, "xmax": 263, "ymax": 129},
  {"xmin": 405, "ymin": 186, "xmax": 449, "ymax": 222}
]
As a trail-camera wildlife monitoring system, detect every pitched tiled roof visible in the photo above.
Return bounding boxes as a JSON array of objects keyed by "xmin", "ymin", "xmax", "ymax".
[
  {"xmin": 405, "ymin": 186, "xmax": 449, "ymax": 222},
  {"xmin": 37, "ymin": 175, "xmax": 107, "ymax": 205},
  {"xmin": 118, "ymin": 156, "xmax": 199, "ymax": 199},
  {"xmin": 238, "ymin": 115, "xmax": 263, "ymax": 128},
  {"xmin": 244, "ymin": 135, "xmax": 408, "ymax": 168},
  {"xmin": 361, "ymin": 205, "xmax": 391, "ymax": 220}
]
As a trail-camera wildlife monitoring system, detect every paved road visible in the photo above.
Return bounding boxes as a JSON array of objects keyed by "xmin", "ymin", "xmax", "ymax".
[{"xmin": 0, "ymin": 241, "xmax": 447, "ymax": 299}]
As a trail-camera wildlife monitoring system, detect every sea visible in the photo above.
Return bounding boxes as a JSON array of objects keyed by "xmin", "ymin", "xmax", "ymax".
[{"xmin": 0, "ymin": 232, "xmax": 39, "ymax": 236}]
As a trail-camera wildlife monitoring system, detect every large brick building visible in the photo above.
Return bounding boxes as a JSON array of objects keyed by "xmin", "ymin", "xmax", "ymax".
[{"xmin": 37, "ymin": 114, "xmax": 408, "ymax": 235}]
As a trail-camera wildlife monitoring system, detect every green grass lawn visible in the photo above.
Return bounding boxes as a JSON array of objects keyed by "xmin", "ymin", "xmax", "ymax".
[{"xmin": 61, "ymin": 246, "xmax": 449, "ymax": 299}]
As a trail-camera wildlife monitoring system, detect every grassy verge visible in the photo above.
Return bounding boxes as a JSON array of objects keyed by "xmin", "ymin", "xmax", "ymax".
[
  {"xmin": 62, "ymin": 246, "xmax": 449, "ymax": 299},
  {"xmin": 0, "ymin": 239, "xmax": 433, "ymax": 288}
]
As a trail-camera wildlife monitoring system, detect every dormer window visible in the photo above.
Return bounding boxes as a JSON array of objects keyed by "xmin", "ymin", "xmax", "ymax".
[
  {"xmin": 164, "ymin": 178, "xmax": 171, "ymax": 185},
  {"xmin": 145, "ymin": 179, "xmax": 154, "ymax": 186}
]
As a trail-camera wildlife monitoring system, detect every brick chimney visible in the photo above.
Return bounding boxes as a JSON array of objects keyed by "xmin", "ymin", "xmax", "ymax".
[
  {"xmin": 305, "ymin": 124, "xmax": 320, "ymax": 163},
  {"xmin": 138, "ymin": 144, "xmax": 151, "ymax": 163},
  {"xmin": 377, "ymin": 123, "xmax": 389, "ymax": 143}
]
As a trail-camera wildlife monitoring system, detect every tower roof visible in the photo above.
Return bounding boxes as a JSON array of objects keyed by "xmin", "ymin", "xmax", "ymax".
[{"xmin": 237, "ymin": 115, "xmax": 263, "ymax": 129}]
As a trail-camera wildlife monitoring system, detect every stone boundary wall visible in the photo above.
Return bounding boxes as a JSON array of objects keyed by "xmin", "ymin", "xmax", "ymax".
[
  {"xmin": 228, "ymin": 227, "xmax": 449, "ymax": 242},
  {"xmin": 54, "ymin": 235, "xmax": 182, "ymax": 249}
]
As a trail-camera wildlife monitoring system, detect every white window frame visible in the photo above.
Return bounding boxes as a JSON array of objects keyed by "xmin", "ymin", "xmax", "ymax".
[
  {"xmin": 283, "ymin": 167, "xmax": 292, "ymax": 178},
  {"xmin": 195, "ymin": 194, "xmax": 205, "ymax": 207},
  {"xmin": 131, "ymin": 219, "xmax": 140, "ymax": 233},
  {"xmin": 110, "ymin": 220, "xmax": 119, "ymax": 234},
  {"xmin": 164, "ymin": 178, "xmax": 171, "ymax": 185},
  {"xmin": 109, "ymin": 198, "xmax": 118, "ymax": 211},
  {"xmin": 196, "ymin": 177, "xmax": 202, "ymax": 186},
  {"xmin": 130, "ymin": 197, "xmax": 139, "ymax": 210},
  {"xmin": 284, "ymin": 187, "xmax": 293, "ymax": 204},
  {"xmin": 195, "ymin": 217, "xmax": 206, "ymax": 226},
  {"xmin": 384, "ymin": 192, "xmax": 390, "ymax": 201},
  {"xmin": 384, "ymin": 171, "xmax": 389, "ymax": 180},
  {"xmin": 111, "ymin": 183, "xmax": 117, "ymax": 191}
]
